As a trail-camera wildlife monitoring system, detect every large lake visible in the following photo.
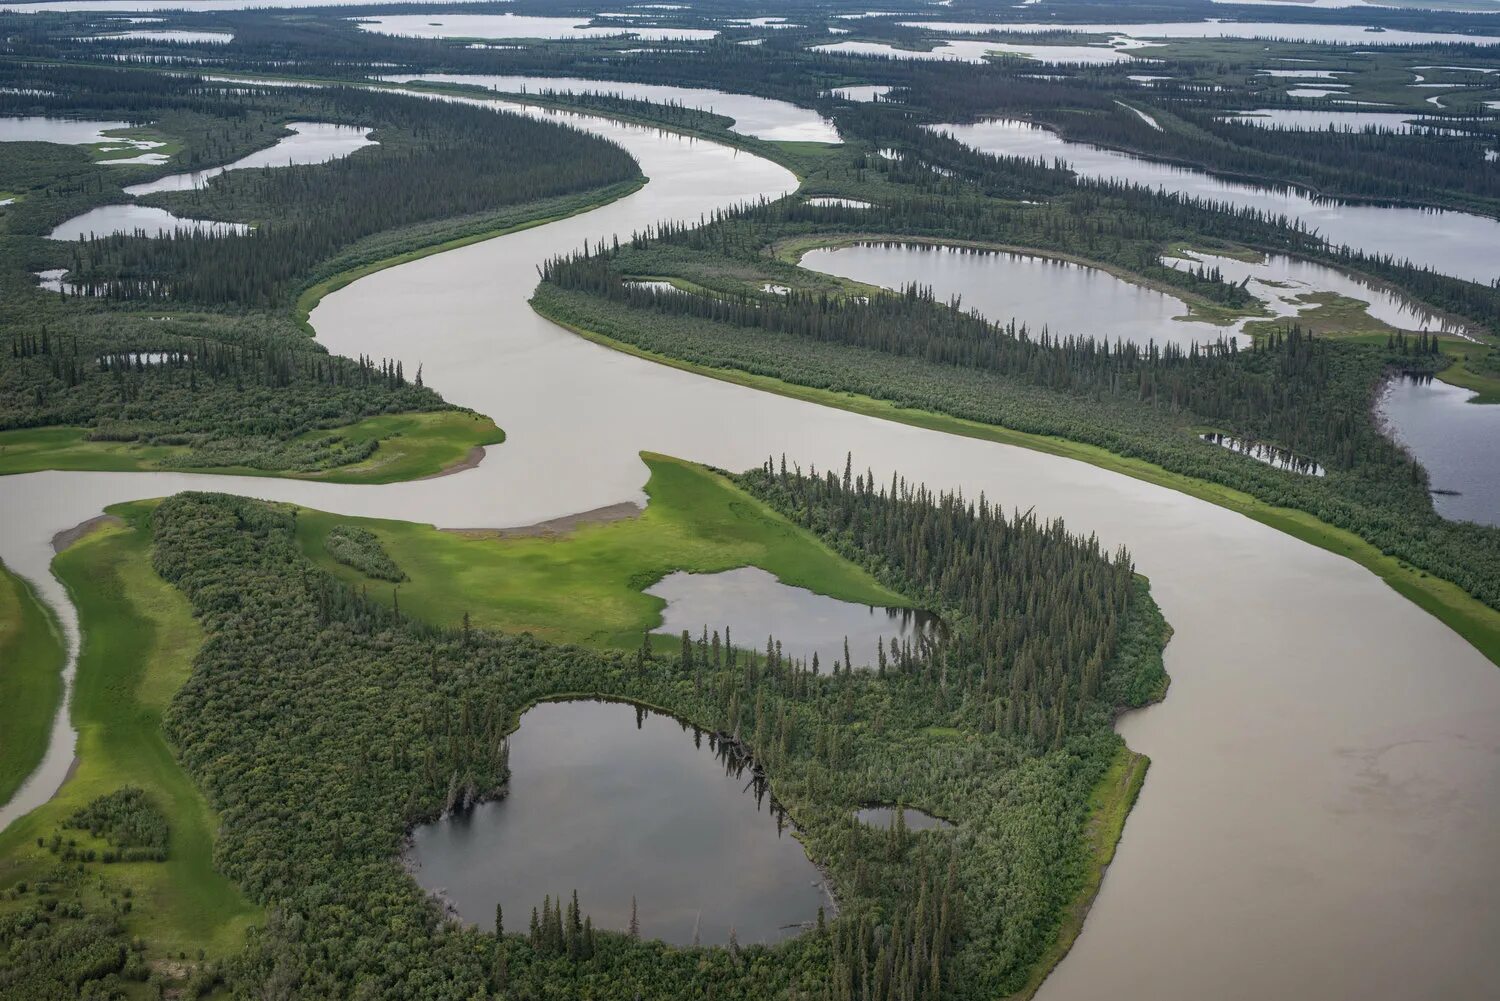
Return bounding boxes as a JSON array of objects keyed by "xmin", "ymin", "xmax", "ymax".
[
  {"xmin": 898, "ymin": 19, "xmax": 1500, "ymax": 46},
  {"xmin": 124, "ymin": 121, "xmax": 375, "ymax": 196},
  {"xmin": 938, "ymin": 117, "xmax": 1500, "ymax": 285},
  {"xmin": 1, "ymin": 84, "xmax": 1497, "ymax": 1001},
  {"xmin": 0, "ymin": 115, "xmax": 136, "ymax": 145},
  {"xmin": 407, "ymin": 699, "xmax": 827, "ymax": 946},
  {"xmin": 811, "ymin": 38, "xmax": 1141, "ymax": 64},
  {"xmin": 49, "ymin": 203, "xmax": 249, "ymax": 240}
]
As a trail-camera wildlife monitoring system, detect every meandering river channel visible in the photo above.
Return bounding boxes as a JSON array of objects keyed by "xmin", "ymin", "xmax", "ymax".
[{"xmin": 1, "ymin": 92, "xmax": 1497, "ymax": 1000}]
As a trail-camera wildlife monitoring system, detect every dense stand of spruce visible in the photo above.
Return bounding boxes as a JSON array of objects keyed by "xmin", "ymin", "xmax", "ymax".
[
  {"xmin": 0, "ymin": 63, "xmax": 638, "ymax": 469},
  {"xmin": 1, "ymin": 477, "xmax": 1165, "ymax": 998}
]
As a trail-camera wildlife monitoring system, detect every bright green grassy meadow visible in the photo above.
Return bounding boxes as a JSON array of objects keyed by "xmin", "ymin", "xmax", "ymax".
[
  {"xmin": 296, "ymin": 452, "xmax": 909, "ymax": 650},
  {"xmin": 0, "ymin": 507, "xmax": 260, "ymax": 963},
  {"xmin": 0, "ymin": 410, "xmax": 502, "ymax": 482},
  {"xmin": 0, "ymin": 560, "xmax": 65, "ymax": 809}
]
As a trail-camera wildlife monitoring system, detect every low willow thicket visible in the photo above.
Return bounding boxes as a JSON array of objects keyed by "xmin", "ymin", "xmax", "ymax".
[
  {"xmin": 0, "ymin": 63, "xmax": 638, "ymax": 471},
  {"xmin": 2, "ymin": 475, "xmax": 1164, "ymax": 998},
  {"xmin": 325, "ymin": 524, "xmax": 407, "ymax": 582}
]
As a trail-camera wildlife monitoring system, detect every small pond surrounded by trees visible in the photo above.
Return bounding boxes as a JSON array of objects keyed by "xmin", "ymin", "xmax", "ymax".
[
  {"xmin": 648, "ymin": 565, "xmax": 943, "ymax": 670},
  {"xmin": 405, "ymin": 699, "xmax": 830, "ymax": 947}
]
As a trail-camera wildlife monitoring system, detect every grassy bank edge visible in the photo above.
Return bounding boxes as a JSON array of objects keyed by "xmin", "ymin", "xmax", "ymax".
[
  {"xmin": 1011, "ymin": 746, "xmax": 1151, "ymax": 999},
  {"xmin": 0, "ymin": 410, "xmax": 504, "ymax": 483},
  {"xmin": 0, "ymin": 560, "xmax": 65, "ymax": 810},
  {"xmin": 0, "ymin": 173, "xmax": 645, "ymax": 483},
  {"xmin": 295, "ymin": 451, "xmax": 909, "ymax": 650},
  {"xmin": 532, "ymin": 298, "xmax": 1500, "ymax": 670},
  {"xmin": 0, "ymin": 506, "xmax": 260, "ymax": 965}
]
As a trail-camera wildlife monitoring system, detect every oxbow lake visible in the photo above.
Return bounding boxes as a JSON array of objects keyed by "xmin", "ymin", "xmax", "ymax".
[
  {"xmin": 800, "ymin": 241, "xmax": 1241, "ymax": 349},
  {"xmin": 376, "ymin": 73, "xmax": 837, "ymax": 143}
]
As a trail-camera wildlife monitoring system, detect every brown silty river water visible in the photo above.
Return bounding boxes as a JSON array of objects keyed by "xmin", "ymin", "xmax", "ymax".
[{"xmin": 0, "ymin": 90, "xmax": 1496, "ymax": 1001}]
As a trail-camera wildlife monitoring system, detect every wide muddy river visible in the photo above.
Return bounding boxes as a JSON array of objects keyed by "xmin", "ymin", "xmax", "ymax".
[{"xmin": 1, "ymin": 91, "xmax": 1497, "ymax": 1000}]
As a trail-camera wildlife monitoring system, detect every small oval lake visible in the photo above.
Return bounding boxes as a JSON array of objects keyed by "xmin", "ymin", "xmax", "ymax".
[
  {"xmin": 855, "ymin": 806, "xmax": 954, "ymax": 831},
  {"xmin": 800, "ymin": 242, "xmax": 1237, "ymax": 349},
  {"xmin": 1201, "ymin": 433, "xmax": 1326, "ymax": 477},
  {"xmin": 647, "ymin": 566, "xmax": 942, "ymax": 669},
  {"xmin": 406, "ymin": 699, "xmax": 828, "ymax": 946},
  {"xmin": 1378, "ymin": 375, "xmax": 1500, "ymax": 527}
]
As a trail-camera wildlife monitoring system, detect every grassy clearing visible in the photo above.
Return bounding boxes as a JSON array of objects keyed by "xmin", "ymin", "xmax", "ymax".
[
  {"xmin": 295, "ymin": 452, "xmax": 907, "ymax": 650},
  {"xmin": 0, "ymin": 410, "xmax": 502, "ymax": 481},
  {"xmin": 1009, "ymin": 746, "xmax": 1151, "ymax": 1000},
  {"xmin": 536, "ymin": 304, "xmax": 1500, "ymax": 669},
  {"xmin": 1436, "ymin": 346, "xmax": 1500, "ymax": 404},
  {"xmin": 0, "ymin": 506, "xmax": 259, "ymax": 962},
  {"xmin": 0, "ymin": 560, "xmax": 65, "ymax": 809}
]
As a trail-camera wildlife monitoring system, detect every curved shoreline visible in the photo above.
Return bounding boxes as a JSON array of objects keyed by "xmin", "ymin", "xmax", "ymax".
[
  {"xmin": 2, "ymin": 85, "xmax": 1497, "ymax": 1001},
  {"xmin": 530, "ymin": 299, "xmax": 1500, "ymax": 667}
]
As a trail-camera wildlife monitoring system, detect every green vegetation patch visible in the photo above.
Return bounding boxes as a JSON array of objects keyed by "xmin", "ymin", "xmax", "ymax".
[
  {"xmin": 0, "ymin": 410, "xmax": 503, "ymax": 481},
  {"xmin": 0, "ymin": 508, "xmax": 260, "ymax": 978},
  {"xmin": 297, "ymin": 452, "xmax": 905, "ymax": 648},
  {"xmin": 0, "ymin": 560, "xmax": 65, "ymax": 809},
  {"xmin": 325, "ymin": 525, "xmax": 406, "ymax": 582},
  {"xmin": 66, "ymin": 787, "xmax": 169, "ymax": 861},
  {"xmin": 136, "ymin": 460, "xmax": 1165, "ymax": 998}
]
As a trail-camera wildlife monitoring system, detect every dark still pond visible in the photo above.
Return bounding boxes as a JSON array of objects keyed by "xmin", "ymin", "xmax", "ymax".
[
  {"xmin": 647, "ymin": 566, "xmax": 942, "ymax": 670},
  {"xmin": 1377, "ymin": 375, "xmax": 1500, "ymax": 527},
  {"xmin": 405, "ymin": 699, "xmax": 828, "ymax": 947},
  {"xmin": 1200, "ymin": 433, "xmax": 1326, "ymax": 477},
  {"xmin": 854, "ymin": 806, "xmax": 954, "ymax": 832}
]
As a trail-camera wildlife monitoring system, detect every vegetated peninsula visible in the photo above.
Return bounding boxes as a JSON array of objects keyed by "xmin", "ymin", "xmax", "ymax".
[
  {"xmin": 0, "ymin": 454, "xmax": 1166, "ymax": 998},
  {"xmin": 1, "ymin": 3, "xmax": 1498, "ymax": 998},
  {"xmin": 1, "ymin": 63, "xmax": 641, "ymax": 480}
]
